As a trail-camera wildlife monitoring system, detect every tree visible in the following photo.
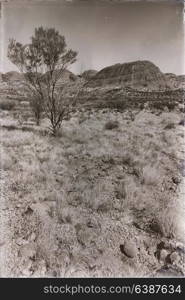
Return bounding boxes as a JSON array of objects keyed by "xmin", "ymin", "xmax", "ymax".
[
  {"xmin": 29, "ymin": 92, "xmax": 43, "ymax": 126},
  {"xmin": 43, "ymin": 80, "xmax": 82, "ymax": 136},
  {"xmin": 7, "ymin": 27, "xmax": 78, "ymax": 133}
]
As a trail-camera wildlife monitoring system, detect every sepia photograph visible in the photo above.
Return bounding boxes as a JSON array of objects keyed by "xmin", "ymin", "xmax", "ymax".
[{"xmin": 0, "ymin": 0, "xmax": 185, "ymax": 281}]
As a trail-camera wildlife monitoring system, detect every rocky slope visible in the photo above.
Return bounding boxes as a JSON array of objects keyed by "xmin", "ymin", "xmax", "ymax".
[
  {"xmin": 1, "ymin": 61, "xmax": 184, "ymax": 93},
  {"xmin": 86, "ymin": 61, "xmax": 172, "ymax": 90},
  {"xmin": 166, "ymin": 73, "xmax": 185, "ymax": 90},
  {"xmin": 81, "ymin": 70, "xmax": 98, "ymax": 81},
  {"xmin": 1, "ymin": 71, "xmax": 25, "ymax": 82}
]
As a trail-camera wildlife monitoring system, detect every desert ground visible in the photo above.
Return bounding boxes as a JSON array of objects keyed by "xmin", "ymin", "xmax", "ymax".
[{"xmin": 0, "ymin": 61, "xmax": 185, "ymax": 277}]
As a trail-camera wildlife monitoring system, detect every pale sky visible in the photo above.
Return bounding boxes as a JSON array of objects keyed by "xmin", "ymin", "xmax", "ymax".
[{"xmin": 0, "ymin": 0, "xmax": 184, "ymax": 75}]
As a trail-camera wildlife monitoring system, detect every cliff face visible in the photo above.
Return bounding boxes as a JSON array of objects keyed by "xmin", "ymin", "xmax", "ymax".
[{"xmin": 87, "ymin": 61, "xmax": 171, "ymax": 91}]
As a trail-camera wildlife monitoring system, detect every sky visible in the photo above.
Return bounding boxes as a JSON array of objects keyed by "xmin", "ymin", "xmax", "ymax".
[{"xmin": 0, "ymin": 0, "xmax": 184, "ymax": 75}]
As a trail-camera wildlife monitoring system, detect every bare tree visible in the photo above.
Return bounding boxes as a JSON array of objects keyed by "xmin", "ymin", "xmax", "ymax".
[{"xmin": 7, "ymin": 26, "xmax": 77, "ymax": 133}]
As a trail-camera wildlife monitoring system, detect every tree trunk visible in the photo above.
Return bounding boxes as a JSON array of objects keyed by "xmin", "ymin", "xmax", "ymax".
[
  {"xmin": 52, "ymin": 124, "xmax": 57, "ymax": 136},
  {"xmin": 36, "ymin": 118, "xmax": 40, "ymax": 126}
]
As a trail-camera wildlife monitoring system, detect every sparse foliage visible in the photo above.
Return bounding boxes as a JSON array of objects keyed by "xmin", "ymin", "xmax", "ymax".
[
  {"xmin": 0, "ymin": 100, "xmax": 15, "ymax": 111},
  {"xmin": 44, "ymin": 81, "xmax": 81, "ymax": 136},
  {"xmin": 7, "ymin": 27, "xmax": 78, "ymax": 133}
]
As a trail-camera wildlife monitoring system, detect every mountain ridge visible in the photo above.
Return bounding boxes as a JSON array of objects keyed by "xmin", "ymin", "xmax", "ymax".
[{"xmin": 1, "ymin": 60, "xmax": 185, "ymax": 91}]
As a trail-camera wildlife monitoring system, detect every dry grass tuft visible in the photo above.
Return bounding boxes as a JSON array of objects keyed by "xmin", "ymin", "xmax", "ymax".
[{"xmin": 104, "ymin": 120, "xmax": 119, "ymax": 130}]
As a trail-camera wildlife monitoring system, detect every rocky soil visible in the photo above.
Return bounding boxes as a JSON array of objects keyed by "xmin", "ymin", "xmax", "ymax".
[{"xmin": 0, "ymin": 104, "xmax": 185, "ymax": 277}]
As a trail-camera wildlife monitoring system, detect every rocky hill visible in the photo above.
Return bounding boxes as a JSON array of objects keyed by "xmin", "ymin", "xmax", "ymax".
[
  {"xmin": 0, "ymin": 60, "xmax": 184, "ymax": 123},
  {"xmin": 87, "ymin": 61, "xmax": 173, "ymax": 91},
  {"xmin": 1, "ymin": 71, "xmax": 25, "ymax": 82},
  {"xmin": 0, "ymin": 69, "xmax": 81, "ymax": 102},
  {"xmin": 165, "ymin": 73, "xmax": 185, "ymax": 90},
  {"xmin": 48, "ymin": 69, "xmax": 80, "ymax": 87},
  {"xmin": 1, "ymin": 61, "xmax": 184, "ymax": 93},
  {"xmin": 81, "ymin": 69, "xmax": 98, "ymax": 80}
]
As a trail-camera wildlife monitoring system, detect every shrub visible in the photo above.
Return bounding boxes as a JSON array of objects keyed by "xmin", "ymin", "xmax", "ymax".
[
  {"xmin": 97, "ymin": 99, "xmax": 127, "ymax": 111},
  {"xmin": 141, "ymin": 165, "xmax": 159, "ymax": 186},
  {"xmin": 164, "ymin": 123, "xmax": 175, "ymax": 130},
  {"xmin": 179, "ymin": 119, "xmax": 184, "ymax": 126},
  {"xmin": 115, "ymin": 181, "xmax": 126, "ymax": 200},
  {"xmin": 139, "ymin": 103, "xmax": 145, "ymax": 110},
  {"xmin": 2, "ymin": 125, "xmax": 17, "ymax": 130},
  {"xmin": 153, "ymin": 206, "xmax": 184, "ymax": 240},
  {"xmin": 104, "ymin": 120, "xmax": 119, "ymax": 130},
  {"xmin": 150, "ymin": 101, "xmax": 163, "ymax": 110},
  {"xmin": 107, "ymin": 100, "xmax": 127, "ymax": 111},
  {"xmin": 0, "ymin": 100, "xmax": 15, "ymax": 111},
  {"xmin": 166, "ymin": 102, "xmax": 177, "ymax": 111},
  {"xmin": 1, "ymin": 152, "xmax": 13, "ymax": 170},
  {"xmin": 150, "ymin": 100, "xmax": 176, "ymax": 111}
]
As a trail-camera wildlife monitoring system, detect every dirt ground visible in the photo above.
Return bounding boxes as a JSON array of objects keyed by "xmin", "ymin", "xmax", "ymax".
[{"xmin": 0, "ymin": 105, "xmax": 185, "ymax": 277}]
